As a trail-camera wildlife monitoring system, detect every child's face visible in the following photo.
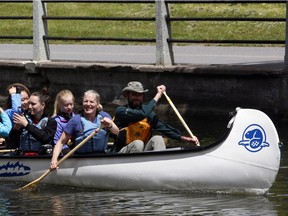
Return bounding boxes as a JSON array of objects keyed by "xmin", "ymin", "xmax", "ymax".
[
  {"xmin": 20, "ymin": 91, "xmax": 30, "ymax": 111},
  {"xmin": 60, "ymin": 96, "xmax": 74, "ymax": 114}
]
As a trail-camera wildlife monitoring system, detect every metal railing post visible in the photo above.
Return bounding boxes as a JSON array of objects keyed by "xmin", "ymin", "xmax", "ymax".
[
  {"xmin": 155, "ymin": 0, "xmax": 174, "ymax": 66},
  {"xmin": 33, "ymin": 0, "xmax": 50, "ymax": 61},
  {"xmin": 285, "ymin": 0, "xmax": 288, "ymax": 69}
]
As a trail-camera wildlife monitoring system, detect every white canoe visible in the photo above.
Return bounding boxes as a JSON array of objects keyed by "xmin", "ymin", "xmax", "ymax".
[{"xmin": 0, "ymin": 108, "xmax": 281, "ymax": 194}]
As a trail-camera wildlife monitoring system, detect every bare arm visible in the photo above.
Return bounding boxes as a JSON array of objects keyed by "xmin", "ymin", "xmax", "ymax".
[
  {"xmin": 50, "ymin": 131, "xmax": 71, "ymax": 170},
  {"xmin": 153, "ymin": 85, "xmax": 166, "ymax": 102},
  {"xmin": 180, "ymin": 135, "xmax": 200, "ymax": 146},
  {"xmin": 101, "ymin": 117, "xmax": 119, "ymax": 135}
]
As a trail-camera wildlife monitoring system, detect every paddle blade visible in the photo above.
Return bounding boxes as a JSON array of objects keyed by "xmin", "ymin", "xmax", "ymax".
[
  {"xmin": 17, "ymin": 127, "xmax": 101, "ymax": 192},
  {"xmin": 17, "ymin": 169, "xmax": 51, "ymax": 192},
  {"xmin": 17, "ymin": 182, "xmax": 38, "ymax": 192}
]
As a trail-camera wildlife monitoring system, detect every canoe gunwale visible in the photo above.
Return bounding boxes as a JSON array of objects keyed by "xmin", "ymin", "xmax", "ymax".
[{"xmin": 0, "ymin": 127, "xmax": 232, "ymax": 160}]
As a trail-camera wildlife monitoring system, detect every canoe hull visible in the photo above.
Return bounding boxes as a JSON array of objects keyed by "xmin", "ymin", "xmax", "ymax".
[
  {"xmin": 0, "ymin": 152, "xmax": 277, "ymax": 193},
  {"xmin": 0, "ymin": 108, "xmax": 281, "ymax": 193}
]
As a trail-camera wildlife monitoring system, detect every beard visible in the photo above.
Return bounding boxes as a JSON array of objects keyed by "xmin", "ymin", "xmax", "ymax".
[{"xmin": 128, "ymin": 99, "xmax": 142, "ymax": 109}]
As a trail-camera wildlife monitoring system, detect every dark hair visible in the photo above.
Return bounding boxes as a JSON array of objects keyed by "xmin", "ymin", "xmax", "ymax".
[
  {"xmin": 5, "ymin": 83, "xmax": 31, "ymax": 109},
  {"xmin": 31, "ymin": 88, "xmax": 51, "ymax": 108}
]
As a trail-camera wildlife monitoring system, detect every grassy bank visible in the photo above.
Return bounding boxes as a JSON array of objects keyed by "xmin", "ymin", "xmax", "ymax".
[{"xmin": 0, "ymin": 2, "xmax": 285, "ymax": 45}]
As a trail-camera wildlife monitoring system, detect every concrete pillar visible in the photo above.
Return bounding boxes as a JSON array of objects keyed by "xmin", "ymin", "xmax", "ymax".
[
  {"xmin": 155, "ymin": 0, "xmax": 174, "ymax": 66},
  {"xmin": 33, "ymin": 0, "xmax": 50, "ymax": 61}
]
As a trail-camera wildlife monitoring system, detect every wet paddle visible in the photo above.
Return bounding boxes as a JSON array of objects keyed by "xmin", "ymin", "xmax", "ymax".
[
  {"xmin": 18, "ymin": 128, "xmax": 101, "ymax": 191},
  {"xmin": 163, "ymin": 92, "xmax": 200, "ymax": 146}
]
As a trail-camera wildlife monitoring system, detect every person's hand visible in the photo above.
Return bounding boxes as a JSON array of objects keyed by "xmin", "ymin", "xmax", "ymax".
[
  {"xmin": 154, "ymin": 85, "xmax": 166, "ymax": 101},
  {"xmin": 13, "ymin": 113, "xmax": 28, "ymax": 128},
  {"xmin": 157, "ymin": 85, "xmax": 166, "ymax": 94},
  {"xmin": 181, "ymin": 135, "xmax": 200, "ymax": 146},
  {"xmin": 101, "ymin": 117, "xmax": 113, "ymax": 128},
  {"xmin": 0, "ymin": 138, "xmax": 5, "ymax": 145},
  {"xmin": 101, "ymin": 117, "xmax": 119, "ymax": 135},
  {"xmin": 50, "ymin": 160, "xmax": 58, "ymax": 171},
  {"xmin": 8, "ymin": 86, "xmax": 17, "ymax": 95}
]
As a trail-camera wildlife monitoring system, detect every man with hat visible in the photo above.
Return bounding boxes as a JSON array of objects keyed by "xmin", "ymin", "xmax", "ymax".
[{"xmin": 111, "ymin": 81, "xmax": 199, "ymax": 153}]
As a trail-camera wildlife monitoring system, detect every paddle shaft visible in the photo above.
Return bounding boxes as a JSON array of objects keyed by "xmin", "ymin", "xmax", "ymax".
[
  {"xmin": 163, "ymin": 92, "xmax": 199, "ymax": 146},
  {"xmin": 18, "ymin": 128, "xmax": 100, "ymax": 191},
  {"xmin": 0, "ymin": 149, "xmax": 16, "ymax": 153},
  {"xmin": 57, "ymin": 128, "xmax": 99, "ymax": 166}
]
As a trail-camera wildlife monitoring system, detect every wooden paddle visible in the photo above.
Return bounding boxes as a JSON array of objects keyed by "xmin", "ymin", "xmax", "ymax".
[
  {"xmin": 0, "ymin": 149, "xmax": 16, "ymax": 153},
  {"xmin": 163, "ymin": 91, "xmax": 200, "ymax": 146},
  {"xmin": 18, "ymin": 128, "xmax": 100, "ymax": 191}
]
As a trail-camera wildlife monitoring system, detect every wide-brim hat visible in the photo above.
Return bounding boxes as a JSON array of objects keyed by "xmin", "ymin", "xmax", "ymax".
[{"xmin": 122, "ymin": 81, "xmax": 148, "ymax": 94}]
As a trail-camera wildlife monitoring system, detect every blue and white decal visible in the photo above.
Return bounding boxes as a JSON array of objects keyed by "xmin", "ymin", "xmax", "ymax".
[
  {"xmin": 238, "ymin": 124, "xmax": 270, "ymax": 153},
  {"xmin": 0, "ymin": 161, "xmax": 31, "ymax": 177}
]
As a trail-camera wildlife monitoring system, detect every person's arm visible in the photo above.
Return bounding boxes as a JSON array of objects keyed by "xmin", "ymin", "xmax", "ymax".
[
  {"xmin": 153, "ymin": 117, "xmax": 182, "ymax": 140},
  {"xmin": 180, "ymin": 135, "xmax": 200, "ymax": 146},
  {"xmin": 0, "ymin": 108, "xmax": 12, "ymax": 137},
  {"xmin": 53, "ymin": 116, "xmax": 64, "ymax": 145},
  {"xmin": 155, "ymin": 119, "xmax": 199, "ymax": 146},
  {"xmin": 50, "ymin": 131, "xmax": 71, "ymax": 170},
  {"xmin": 11, "ymin": 94, "xmax": 22, "ymax": 112},
  {"xmin": 13, "ymin": 113, "xmax": 57, "ymax": 143},
  {"xmin": 9, "ymin": 86, "xmax": 22, "ymax": 113},
  {"xmin": 101, "ymin": 116, "xmax": 119, "ymax": 135},
  {"xmin": 153, "ymin": 85, "xmax": 166, "ymax": 102},
  {"xmin": 25, "ymin": 118, "xmax": 57, "ymax": 143},
  {"xmin": 98, "ymin": 111, "xmax": 119, "ymax": 135},
  {"xmin": 5, "ymin": 90, "xmax": 22, "ymax": 123}
]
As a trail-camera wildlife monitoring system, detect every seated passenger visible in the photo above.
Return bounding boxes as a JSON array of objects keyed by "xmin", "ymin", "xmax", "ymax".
[
  {"xmin": 0, "ymin": 107, "xmax": 12, "ymax": 141},
  {"xmin": 111, "ymin": 81, "xmax": 199, "ymax": 153},
  {"xmin": 5, "ymin": 83, "xmax": 31, "ymax": 149},
  {"xmin": 50, "ymin": 90, "xmax": 119, "ymax": 170},
  {"xmin": 5, "ymin": 83, "xmax": 31, "ymax": 124},
  {"xmin": 10, "ymin": 88, "xmax": 57, "ymax": 156},
  {"xmin": 52, "ymin": 89, "xmax": 76, "ymax": 155}
]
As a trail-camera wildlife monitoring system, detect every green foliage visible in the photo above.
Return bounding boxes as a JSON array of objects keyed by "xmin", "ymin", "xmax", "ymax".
[{"xmin": 0, "ymin": 2, "xmax": 285, "ymax": 45}]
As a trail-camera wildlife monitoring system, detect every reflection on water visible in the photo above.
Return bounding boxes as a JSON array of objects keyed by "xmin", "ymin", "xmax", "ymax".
[
  {"xmin": 0, "ymin": 163, "xmax": 286, "ymax": 215},
  {"xmin": 0, "ymin": 185, "xmax": 281, "ymax": 215},
  {"xmin": 0, "ymin": 113, "xmax": 287, "ymax": 215}
]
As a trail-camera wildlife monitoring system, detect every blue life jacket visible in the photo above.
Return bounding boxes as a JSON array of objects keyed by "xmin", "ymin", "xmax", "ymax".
[
  {"xmin": 53, "ymin": 112, "xmax": 75, "ymax": 149},
  {"xmin": 20, "ymin": 116, "xmax": 48, "ymax": 152},
  {"xmin": 74, "ymin": 114, "xmax": 108, "ymax": 153}
]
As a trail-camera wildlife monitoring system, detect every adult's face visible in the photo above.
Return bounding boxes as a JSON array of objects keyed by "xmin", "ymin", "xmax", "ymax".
[
  {"xmin": 28, "ymin": 95, "xmax": 45, "ymax": 116},
  {"xmin": 127, "ymin": 91, "xmax": 144, "ymax": 108},
  {"xmin": 82, "ymin": 93, "xmax": 98, "ymax": 117},
  {"xmin": 20, "ymin": 91, "xmax": 30, "ymax": 111}
]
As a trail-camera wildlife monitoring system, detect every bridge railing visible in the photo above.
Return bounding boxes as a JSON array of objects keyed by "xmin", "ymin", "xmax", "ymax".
[{"xmin": 0, "ymin": 0, "xmax": 287, "ymax": 66}]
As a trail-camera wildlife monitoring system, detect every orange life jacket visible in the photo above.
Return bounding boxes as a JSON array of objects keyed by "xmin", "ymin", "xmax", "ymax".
[{"xmin": 124, "ymin": 118, "xmax": 152, "ymax": 144}]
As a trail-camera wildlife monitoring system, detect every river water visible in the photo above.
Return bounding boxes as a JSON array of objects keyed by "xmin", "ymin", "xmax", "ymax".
[{"xmin": 0, "ymin": 113, "xmax": 287, "ymax": 215}]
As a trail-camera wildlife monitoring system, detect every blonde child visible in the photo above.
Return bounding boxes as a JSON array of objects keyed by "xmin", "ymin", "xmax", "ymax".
[{"xmin": 52, "ymin": 90, "xmax": 75, "ymax": 154}]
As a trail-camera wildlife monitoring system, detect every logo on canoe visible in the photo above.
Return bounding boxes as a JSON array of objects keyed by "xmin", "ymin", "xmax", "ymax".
[
  {"xmin": 238, "ymin": 124, "xmax": 270, "ymax": 152},
  {"xmin": 0, "ymin": 161, "xmax": 31, "ymax": 177}
]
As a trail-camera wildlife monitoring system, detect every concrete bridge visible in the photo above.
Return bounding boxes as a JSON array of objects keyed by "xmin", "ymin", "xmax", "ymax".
[{"xmin": 0, "ymin": 44, "xmax": 287, "ymax": 121}]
